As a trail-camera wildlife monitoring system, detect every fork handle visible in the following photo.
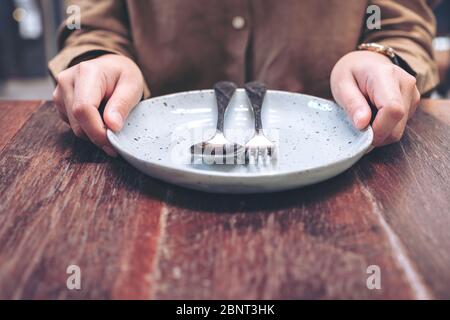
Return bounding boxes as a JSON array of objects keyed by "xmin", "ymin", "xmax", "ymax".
[
  {"xmin": 245, "ymin": 81, "xmax": 267, "ymax": 133},
  {"xmin": 214, "ymin": 81, "xmax": 237, "ymax": 133}
]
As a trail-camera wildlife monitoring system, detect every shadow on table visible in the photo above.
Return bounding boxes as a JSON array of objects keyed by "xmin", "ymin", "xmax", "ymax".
[
  {"xmin": 162, "ymin": 166, "xmax": 363, "ymax": 214},
  {"xmin": 56, "ymin": 130, "xmax": 110, "ymax": 164},
  {"xmin": 58, "ymin": 125, "xmax": 398, "ymax": 215},
  {"xmin": 59, "ymin": 127, "xmax": 373, "ymax": 214}
]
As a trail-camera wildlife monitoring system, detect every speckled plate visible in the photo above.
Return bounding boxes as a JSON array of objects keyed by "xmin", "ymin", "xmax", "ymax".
[{"xmin": 107, "ymin": 89, "xmax": 373, "ymax": 193}]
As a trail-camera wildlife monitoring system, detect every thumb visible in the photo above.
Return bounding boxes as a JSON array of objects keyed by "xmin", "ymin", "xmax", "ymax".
[
  {"xmin": 332, "ymin": 74, "xmax": 372, "ymax": 130},
  {"xmin": 103, "ymin": 75, "xmax": 144, "ymax": 132}
]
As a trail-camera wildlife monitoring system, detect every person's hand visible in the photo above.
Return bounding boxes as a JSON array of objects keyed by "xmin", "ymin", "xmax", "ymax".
[
  {"xmin": 53, "ymin": 54, "xmax": 145, "ymax": 157},
  {"xmin": 331, "ymin": 51, "xmax": 420, "ymax": 147}
]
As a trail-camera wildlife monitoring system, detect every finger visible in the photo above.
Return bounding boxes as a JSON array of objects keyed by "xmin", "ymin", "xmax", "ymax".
[
  {"xmin": 57, "ymin": 69, "xmax": 87, "ymax": 140},
  {"xmin": 372, "ymin": 103, "xmax": 405, "ymax": 146},
  {"xmin": 332, "ymin": 73, "xmax": 372, "ymax": 130},
  {"xmin": 103, "ymin": 74, "xmax": 144, "ymax": 132},
  {"xmin": 399, "ymin": 75, "xmax": 420, "ymax": 119},
  {"xmin": 71, "ymin": 64, "xmax": 116, "ymax": 157},
  {"xmin": 67, "ymin": 110, "xmax": 88, "ymax": 141},
  {"xmin": 58, "ymin": 110, "xmax": 70, "ymax": 124},
  {"xmin": 53, "ymin": 86, "xmax": 69, "ymax": 124},
  {"xmin": 369, "ymin": 74, "xmax": 406, "ymax": 146},
  {"xmin": 376, "ymin": 73, "xmax": 418, "ymax": 147},
  {"xmin": 378, "ymin": 116, "xmax": 408, "ymax": 146},
  {"xmin": 410, "ymin": 87, "xmax": 420, "ymax": 119}
]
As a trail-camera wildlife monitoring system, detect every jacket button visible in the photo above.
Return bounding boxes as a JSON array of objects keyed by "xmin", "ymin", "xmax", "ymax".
[{"xmin": 232, "ymin": 16, "xmax": 246, "ymax": 30}]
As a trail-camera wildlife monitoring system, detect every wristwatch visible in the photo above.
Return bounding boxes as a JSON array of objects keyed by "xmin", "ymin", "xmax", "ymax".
[{"xmin": 357, "ymin": 43, "xmax": 417, "ymax": 77}]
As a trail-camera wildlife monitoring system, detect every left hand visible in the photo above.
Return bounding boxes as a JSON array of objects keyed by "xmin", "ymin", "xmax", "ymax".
[{"xmin": 330, "ymin": 51, "xmax": 420, "ymax": 147}]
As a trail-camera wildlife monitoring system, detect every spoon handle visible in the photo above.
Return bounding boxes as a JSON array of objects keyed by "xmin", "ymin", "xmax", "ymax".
[
  {"xmin": 245, "ymin": 81, "xmax": 267, "ymax": 133},
  {"xmin": 214, "ymin": 81, "xmax": 237, "ymax": 133}
]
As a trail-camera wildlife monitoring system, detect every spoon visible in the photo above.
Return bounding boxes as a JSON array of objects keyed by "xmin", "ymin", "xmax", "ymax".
[{"xmin": 190, "ymin": 81, "xmax": 245, "ymax": 164}]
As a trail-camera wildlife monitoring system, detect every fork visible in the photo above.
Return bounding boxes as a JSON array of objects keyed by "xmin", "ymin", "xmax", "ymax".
[
  {"xmin": 190, "ymin": 81, "xmax": 245, "ymax": 164},
  {"xmin": 244, "ymin": 81, "xmax": 276, "ymax": 163}
]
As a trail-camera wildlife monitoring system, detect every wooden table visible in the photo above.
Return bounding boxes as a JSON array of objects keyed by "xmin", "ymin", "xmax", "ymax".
[{"xmin": 0, "ymin": 100, "xmax": 449, "ymax": 300}]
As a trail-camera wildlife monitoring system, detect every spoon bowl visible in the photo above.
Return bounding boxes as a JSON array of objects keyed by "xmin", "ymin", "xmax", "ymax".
[{"xmin": 190, "ymin": 132, "xmax": 245, "ymax": 164}]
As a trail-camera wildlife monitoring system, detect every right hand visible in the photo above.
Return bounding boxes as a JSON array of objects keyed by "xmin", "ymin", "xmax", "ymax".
[{"xmin": 53, "ymin": 54, "xmax": 145, "ymax": 157}]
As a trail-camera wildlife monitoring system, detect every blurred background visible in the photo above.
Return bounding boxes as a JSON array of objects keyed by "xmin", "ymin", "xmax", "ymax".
[
  {"xmin": 0, "ymin": 0, "xmax": 449, "ymax": 100},
  {"xmin": 0, "ymin": 0, "xmax": 64, "ymax": 99}
]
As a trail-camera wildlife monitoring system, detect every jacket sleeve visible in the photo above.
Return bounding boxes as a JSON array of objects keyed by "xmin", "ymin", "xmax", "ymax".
[
  {"xmin": 48, "ymin": 0, "xmax": 150, "ymax": 98},
  {"xmin": 361, "ymin": 0, "xmax": 439, "ymax": 94}
]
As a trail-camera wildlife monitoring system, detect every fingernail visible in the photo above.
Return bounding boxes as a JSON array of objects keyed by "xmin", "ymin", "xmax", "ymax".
[
  {"xmin": 103, "ymin": 146, "xmax": 118, "ymax": 158},
  {"xmin": 353, "ymin": 110, "xmax": 366, "ymax": 129},
  {"xmin": 109, "ymin": 111, "xmax": 123, "ymax": 131}
]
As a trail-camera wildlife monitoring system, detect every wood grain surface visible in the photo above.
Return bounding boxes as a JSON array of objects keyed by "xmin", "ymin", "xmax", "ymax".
[
  {"xmin": 0, "ymin": 100, "xmax": 449, "ymax": 300},
  {"xmin": 0, "ymin": 101, "xmax": 42, "ymax": 152},
  {"xmin": 421, "ymin": 99, "xmax": 450, "ymax": 125},
  {"xmin": 0, "ymin": 102, "xmax": 166, "ymax": 299}
]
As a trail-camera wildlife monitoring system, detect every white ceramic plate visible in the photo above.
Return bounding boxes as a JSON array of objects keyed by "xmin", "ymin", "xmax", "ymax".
[{"xmin": 107, "ymin": 89, "xmax": 373, "ymax": 193}]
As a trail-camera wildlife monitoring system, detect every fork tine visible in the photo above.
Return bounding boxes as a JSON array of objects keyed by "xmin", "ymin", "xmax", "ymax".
[
  {"xmin": 267, "ymin": 152, "xmax": 272, "ymax": 164},
  {"xmin": 271, "ymin": 146, "xmax": 277, "ymax": 160},
  {"xmin": 252, "ymin": 147, "xmax": 257, "ymax": 164},
  {"xmin": 262, "ymin": 148, "xmax": 267, "ymax": 163},
  {"xmin": 269, "ymin": 146, "xmax": 274, "ymax": 159}
]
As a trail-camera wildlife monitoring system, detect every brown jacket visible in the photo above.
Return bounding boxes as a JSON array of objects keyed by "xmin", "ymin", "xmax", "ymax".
[{"xmin": 49, "ymin": 0, "xmax": 439, "ymax": 99}]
